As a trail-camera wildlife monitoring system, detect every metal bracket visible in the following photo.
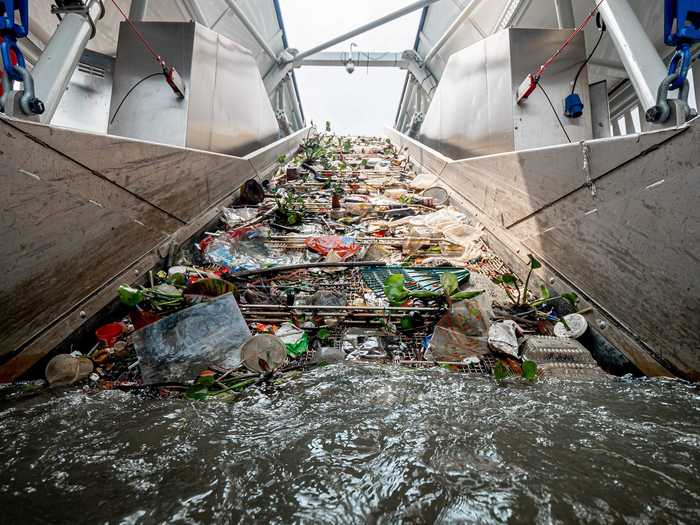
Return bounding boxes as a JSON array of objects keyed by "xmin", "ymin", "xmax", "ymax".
[
  {"xmin": 51, "ymin": 0, "xmax": 105, "ymax": 39},
  {"xmin": 646, "ymin": 71, "xmax": 698, "ymax": 124}
]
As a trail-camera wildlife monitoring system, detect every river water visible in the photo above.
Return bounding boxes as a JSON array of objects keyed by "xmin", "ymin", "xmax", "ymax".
[{"xmin": 1, "ymin": 365, "xmax": 699, "ymax": 524}]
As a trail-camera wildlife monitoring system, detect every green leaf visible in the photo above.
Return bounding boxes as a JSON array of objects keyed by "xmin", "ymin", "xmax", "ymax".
[
  {"xmin": 440, "ymin": 272, "xmax": 459, "ymax": 295},
  {"xmin": 539, "ymin": 285, "xmax": 551, "ymax": 301},
  {"xmin": 493, "ymin": 361, "xmax": 508, "ymax": 381},
  {"xmin": 383, "ymin": 274, "xmax": 410, "ymax": 306},
  {"xmin": 276, "ymin": 154, "xmax": 286, "ymax": 165},
  {"xmin": 399, "ymin": 316, "xmax": 414, "ymax": 331},
  {"xmin": 196, "ymin": 374, "xmax": 215, "ymax": 386},
  {"xmin": 118, "ymin": 285, "xmax": 144, "ymax": 307},
  {"xmin": 528, "ymin": 254, "xmax": 542, "ymax": 270},
  {"xmin": 561, "ymin": 292, "xmax": 579, "ymax": 308},
  {"xmin": 494, "ymin": 274, "xmax": 517, "ymax": 285},
  {"xmin": 410, "ymin": 290, "xmax": 443, "ymax": 301},
  {"xmin": 185, "ymin": 386, "xmax": 210, "ymax": 401},
  {"xmin": 450, "ymin": 290, "xmax": 485, "ymax": 302},
  {"xmin": 522, "ymin": 360, "xmax": 538, "ymax": 381},
  {"xmin": 317, "ymin": 327, "xmax": 330, "ymax": 342}
]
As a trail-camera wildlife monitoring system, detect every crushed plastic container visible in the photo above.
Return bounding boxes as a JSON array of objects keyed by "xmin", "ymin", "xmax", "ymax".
[{"xmin": 133, "ymin": 294, "xmax": 250, "ymax": 383}]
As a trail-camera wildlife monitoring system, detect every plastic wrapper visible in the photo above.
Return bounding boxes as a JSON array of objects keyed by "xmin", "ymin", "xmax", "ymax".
[
  {"xmin": 409, "ymin": 172, "xmax": 439, "ymax": 190},
  {"xmin": 221, "ymin": 207, "xmax": 260, "ymax": 227},
  {"xmin": 488, "ymin": 320, "xmax": 520, "ymax": 358},
  {"xmin": 203, "ymin": 227, "xmax": 303, "ymax": 272},
  {"xmin": 275, "ymin": 323, "xmax": 309, "ymax": 357},
  {"xmin": 133, "ymin": 294, "xmax": 250, "ymax": 383},
  {"xmin": 305, "ymin": 236, "xmax": 361, "ymax": 260},
  {"xmin": 429, "ymin": 297, "xmax": 492, "ymax": 362}
]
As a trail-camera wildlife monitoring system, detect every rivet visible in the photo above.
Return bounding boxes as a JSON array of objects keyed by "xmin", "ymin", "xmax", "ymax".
[
  {"xmin": 134, "ymin": 269, "xmax": 140, "ymax": 275},
  {"xmin": 549, "ymin": 277, "xmax": 555, "ymax": 285},
  {"xmin": 597, "ymin": 319, "xmax": 607, "ymax": 330},
  {"xmin": 79, "ymin": 311, "xmax": 87, "ymax": 319}
]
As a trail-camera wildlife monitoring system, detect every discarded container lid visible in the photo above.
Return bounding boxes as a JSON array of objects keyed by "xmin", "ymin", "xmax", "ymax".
[
  {"xmin": 554, "ymin": 314, "xmax": 588, "ymax": 338},
  {"xmin": 95, "ymin": 322, "xmax": 125, "ymax": 346},
  {"xmin": 423, "ymin": 187, "xmax": 449, "ymax": 207},
  {"xmin": 240, "ymin": 334, "xmax": 287, "ymax": 373},
  {"xmin": 45, "ymin": 354, "xmax": 93, "ymax": 386}
]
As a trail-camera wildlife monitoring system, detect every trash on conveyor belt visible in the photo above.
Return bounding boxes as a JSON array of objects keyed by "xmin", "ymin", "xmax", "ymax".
[{"xmin": 35, "ymin": 132, "xmax": 607, "ymax": 399}]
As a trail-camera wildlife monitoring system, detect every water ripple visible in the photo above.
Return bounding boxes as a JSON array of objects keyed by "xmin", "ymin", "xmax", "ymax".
[{"xmin": 1, "ymin": 366, "xmax": 699, "ymax": 523}]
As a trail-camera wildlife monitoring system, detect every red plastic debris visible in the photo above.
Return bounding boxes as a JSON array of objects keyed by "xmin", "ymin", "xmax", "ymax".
[
  {"xmin": 304, "ymin": 236, "xmax": 361, "ymax": 260},
  {"xmin": 95, "ymin": 322, "xmax": 125, "ymax": 346}
]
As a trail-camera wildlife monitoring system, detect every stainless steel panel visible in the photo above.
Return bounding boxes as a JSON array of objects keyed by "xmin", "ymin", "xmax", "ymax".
[
  {"xmin": 419, "ymin": 28, "xmax": 593, "ymax": 160},
  {"xmin": 208, "ymin": 27, "xmax": 279, "ymax": 155},
  {"xmin": 589, "ymin": 80, "xmax": 612, "ymax": 139},
  {"xmin": 109, "ymin": 22, "xmax": 278, "ymax": 156},
  {"xmin": 485, "ymin": 30, "xmax": 514, "ymax": 154},
  {"xmin": 108, "ymin": 22, "xmax": 193, "ymax": 147},
  {"xmin": 510, "ymin": 29, "xmax": 592, "ymax": 151},
  {"xmin": 51, "ymin": 50, "xmax": 114, "ymax": 134},
  {"xmin": 187, "ymin": 23, "xmax": 218, "ymax": 152},
  {"xmin": 0, "ymin": 114, "xmax": 309, "ymax": 377}
]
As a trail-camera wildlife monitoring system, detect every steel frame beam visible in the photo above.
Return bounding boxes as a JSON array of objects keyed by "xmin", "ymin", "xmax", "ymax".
[
  {"xmin": 298, "ymin": 51, "xmax": 404, "ymax": 68},
  {"xmin": 424, "ymin": 0, "xmax": 480, "ymax": 64},
  {"xmin": 597, "ymin": 0, "xmax": 667, "ymax": 111},
  {"xmin": 129, "ymin": 0, "xmax": 149, "ymax": 21},
  {"xmin": 32, "ymin": 0, "xmax": 104, "ymax": 124},
  {"xmin": 553, "ymin": 0, "xmax": 575, "ymax": 28},
  {"xmin": 222, "ymin": 0, "xmax": 279, "ymax": 63},
  {"xmin": 288, "ymin": 0, "xmax": 440, "ymax": 63}
]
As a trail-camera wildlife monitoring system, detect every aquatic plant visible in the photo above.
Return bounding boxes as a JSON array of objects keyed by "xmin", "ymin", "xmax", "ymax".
[
  {"xmin": 494, "ymin": 254, "xmax": 578, "ymax": 309},
  {"xmin": 383, "ymin": 272, "xmax": 484, "ymax": 307}
]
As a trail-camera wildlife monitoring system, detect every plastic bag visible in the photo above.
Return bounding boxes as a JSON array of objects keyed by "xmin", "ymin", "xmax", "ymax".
[
  {"xmin": 429, "ymin": 297, "xmax": 492, "ymax": 362},
  {"xmin": 222, "ymin": 207, "xmax": 260, "ymax": 227},
  {"xmin": 203, "ymin": 227, "xmax": 302, "ymax": 272},
  {"xmin": 305, "ymin": 236, "xmax": 361, "ymax": 260},
  {"xmin": 133, "ymin": 294, "xmax": 250, "ymax": 383}
]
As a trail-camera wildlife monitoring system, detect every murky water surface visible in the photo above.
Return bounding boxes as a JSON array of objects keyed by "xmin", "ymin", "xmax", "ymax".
[{"xmin": 1, "ymin": 366, "xmax": 699, "ymax": 524}]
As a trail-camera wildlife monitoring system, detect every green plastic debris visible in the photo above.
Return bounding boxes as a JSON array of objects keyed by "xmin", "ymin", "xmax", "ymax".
[
  {"xmin": 118, "ymin": 284, "xmax": 144, "ymax": 307},
  {"xmin": 276, "ymin": 323, "xmax": 309, "ymax": 357},
  {"xmin": 522, "ymin": 360, "xmax": 538, "ymax": 381}
]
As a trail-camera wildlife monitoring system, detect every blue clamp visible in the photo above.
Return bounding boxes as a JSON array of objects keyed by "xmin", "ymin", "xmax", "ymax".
[
  {"xmin": 0, "ymin": 0, "xmax": 29, "ymax": 82},
  {"xmin": 664, "ymin": 0, "xmax": 700, "ymax": 90}
]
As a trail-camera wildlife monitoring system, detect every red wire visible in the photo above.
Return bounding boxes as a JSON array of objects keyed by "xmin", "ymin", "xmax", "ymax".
[
  {"xmin": 535, "ymin": 0, "xmax": 607, "ymax": 79},
  {"xmin": 109, "ymin": 0, "xmax": 164, "ymax": 66}
]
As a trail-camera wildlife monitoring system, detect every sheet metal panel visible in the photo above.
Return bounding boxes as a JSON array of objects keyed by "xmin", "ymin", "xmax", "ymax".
[
  {"xmin": 108, "ymin": 22, "xmax": 193, "ymax": 147},
  {"xmin": 419, "ymin": 28, "xmax": 592, "ymax": 160},
  {"xmin": 0, "ymin": 115, "xmax": 310, "ymax": 377},
  {"xmin": 51, "ymin": 51, "xmax": 114, "ymax": 134},
  {"xmin": 389, "ymin": 121, "xmax": 699, "ymax": 379},
  {"xmin": 108, "ymin": 22, "xmax": 278, "ymax": 156}
]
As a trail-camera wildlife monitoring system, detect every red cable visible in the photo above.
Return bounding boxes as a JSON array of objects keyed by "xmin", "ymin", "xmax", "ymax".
[
  {"xmin": 534, "ymin": 0, "xmax": 607, "ymax": 79},
  {"xmin": 109, "ymin": 0, "xmax": 164, "ymax": 66}
]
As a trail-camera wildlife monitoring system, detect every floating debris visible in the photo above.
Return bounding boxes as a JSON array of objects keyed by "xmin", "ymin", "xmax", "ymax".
[{"xmin": 39, "ymin": 132, "xmax": 605, "ymax": 399}]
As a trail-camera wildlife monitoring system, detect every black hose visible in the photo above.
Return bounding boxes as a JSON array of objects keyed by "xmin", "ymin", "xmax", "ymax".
[
  {"xmin": 109, "ymin": 72, "xmax": 163, "ymax": 125},
  {"xmin": 571, "ymin": 13, "xmax": 607, "ymax": 95}
]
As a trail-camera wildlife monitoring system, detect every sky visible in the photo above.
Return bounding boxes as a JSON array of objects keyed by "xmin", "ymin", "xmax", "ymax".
[{"xmin": 278, "ymin": 0, "xmax": 422, "ymax": 136}]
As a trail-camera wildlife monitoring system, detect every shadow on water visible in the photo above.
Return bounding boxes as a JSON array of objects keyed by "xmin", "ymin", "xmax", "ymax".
[{"xmin": 1, "ymin": 365, "xmax": 699, "ymax": 524}]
